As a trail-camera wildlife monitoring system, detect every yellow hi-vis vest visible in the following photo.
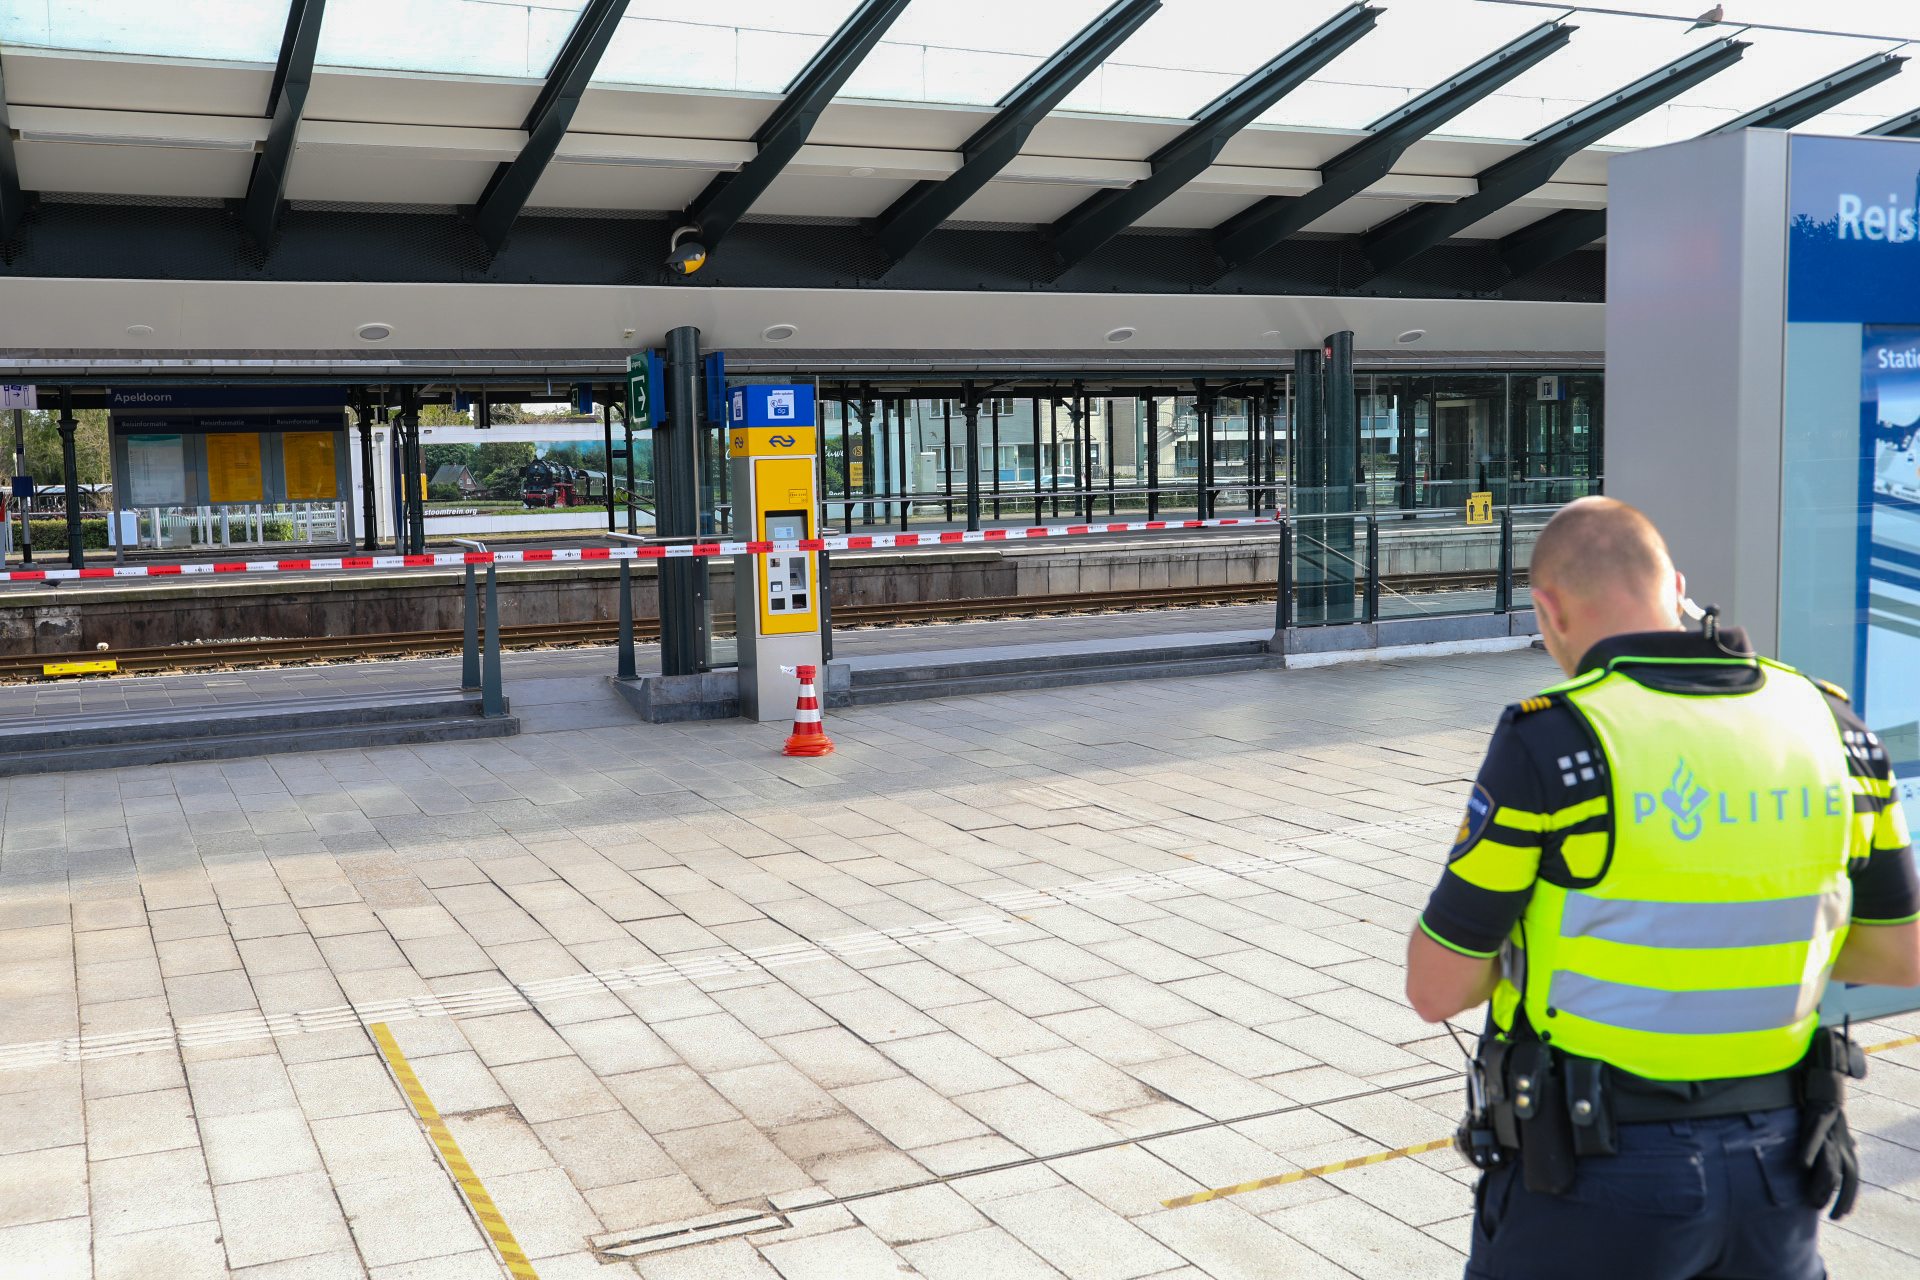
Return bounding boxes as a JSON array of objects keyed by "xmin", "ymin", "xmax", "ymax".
[{"xmin": 1490, "ymin": 656, "xmax": 1881, "ymax": 1081}]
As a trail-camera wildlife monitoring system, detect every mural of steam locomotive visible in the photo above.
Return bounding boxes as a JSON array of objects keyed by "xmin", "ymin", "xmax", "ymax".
[{"xmin": 519, "ymin": 458, "xmax": 604, "ymax": 508}]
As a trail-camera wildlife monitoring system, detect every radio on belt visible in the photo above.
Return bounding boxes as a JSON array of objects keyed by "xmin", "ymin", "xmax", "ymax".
[{"xmin": 728, "ymin": 384, "xmax": 824, "ymax": 721}]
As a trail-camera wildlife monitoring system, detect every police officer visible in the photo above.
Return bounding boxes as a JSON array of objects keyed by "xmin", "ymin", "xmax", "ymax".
[{"xmin": 1406, "ymin": 497, "xmax": 1920, "ymax": 1280}]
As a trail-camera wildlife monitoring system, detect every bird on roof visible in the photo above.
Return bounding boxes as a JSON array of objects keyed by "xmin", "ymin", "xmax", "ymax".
[{"xmin": 1689, "ymin": 5, "xmax": 1724, "ymax": 30}]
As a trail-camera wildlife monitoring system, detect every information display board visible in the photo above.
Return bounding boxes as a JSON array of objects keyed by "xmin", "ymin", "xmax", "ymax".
[
  {"xmin": 125, "ymin": 435, "xmax": 187, "ymax": 506},
  {"xmin": 283, "ymin": 431, "xmax": 338, "ymax": 500},
  {"xmin": 205, "ymin": 433, "xmax": 264, "ymax": 503}
]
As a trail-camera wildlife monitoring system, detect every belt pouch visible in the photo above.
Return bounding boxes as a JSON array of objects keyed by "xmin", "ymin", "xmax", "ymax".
[
  {"xmin": 1510, "ymin": 1044, "xmax": 1576, "ymax": 1194},
  {"xmin": 1484, "ymin": 1040, "xmax": 1519, "ymax": 1149},
  {"xmin": 1564, "ymin": 1056, "xmax": 1618, "ymax": 1156}
]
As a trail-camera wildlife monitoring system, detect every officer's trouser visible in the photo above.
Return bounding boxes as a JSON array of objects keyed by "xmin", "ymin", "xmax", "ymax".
[{"xmin": 1466, "ymin": 1106, "xmax": 1821, "ymax": 1280}]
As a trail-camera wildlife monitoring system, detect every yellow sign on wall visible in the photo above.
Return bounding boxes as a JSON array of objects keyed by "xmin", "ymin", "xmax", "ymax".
[
  {"xmin": 206, "ymin": 433, "xmax": 264, "ymax": 503},
  {"xmin": 283, "ymin": 431, "xmax": 338, "ymax": 500},
  {"xmin": 1466, "ymin": 491, "xmax": 1493, "ymax": 525}
]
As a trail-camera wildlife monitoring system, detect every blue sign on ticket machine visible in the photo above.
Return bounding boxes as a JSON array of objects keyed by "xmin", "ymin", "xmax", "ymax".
[
  {"xmin": 1610, "ymin": 128, "xmax": 1920, "ymax": 1021},
  {"xmin": 728, "ymin": 384, "xmax": 822, "ymax": 720}
]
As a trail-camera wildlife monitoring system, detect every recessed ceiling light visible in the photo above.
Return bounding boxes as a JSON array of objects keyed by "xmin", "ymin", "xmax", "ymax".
[
  {"xmin": 763, "ymin": 324, "xmax": 797, "ymax": 342},
  {"xmin": 357, "ymin": 323, "xmax": 393, "ymax": 342},
  {"xmin": 1396, "ymin": 328, "xmax": 1426, "ymax": 344},
  {"xmin": 1106, "ymin": 327, "xmax": 1136, "ymax": 343},
  {"xmin": 126, "ymin": 324, "xmax": 154, "ymax": 338},
  {"xmin": 848, "ymin": 166, "xmax": 875, "ymax": 177}
]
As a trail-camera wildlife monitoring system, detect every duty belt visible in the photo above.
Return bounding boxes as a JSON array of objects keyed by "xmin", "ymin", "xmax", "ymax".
[{"xmin": 1455, "ymin": 1026, "xmax": 1865, "ymax": 1218}]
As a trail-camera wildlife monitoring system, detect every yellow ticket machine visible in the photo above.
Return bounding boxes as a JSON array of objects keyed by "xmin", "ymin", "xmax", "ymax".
[{"xmin": 728, "ymin": 385, "xmax": 823, "ymax": 720}]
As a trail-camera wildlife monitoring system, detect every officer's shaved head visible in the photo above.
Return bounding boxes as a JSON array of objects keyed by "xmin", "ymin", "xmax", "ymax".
[{"xmin": 1530, "ymin": 497, "xmax": 1674, "ymax": 604}]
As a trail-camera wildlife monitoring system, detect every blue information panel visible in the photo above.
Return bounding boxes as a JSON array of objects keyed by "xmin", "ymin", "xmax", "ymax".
[{"xmin": 1788, "ymin": 135, "xmax": 1920, "ymax": 819}]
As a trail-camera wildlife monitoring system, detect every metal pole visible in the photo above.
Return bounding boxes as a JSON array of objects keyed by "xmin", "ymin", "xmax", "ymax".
[
  {"xmin": 13, "ymin": 406, "xmax": 32, "ymax": 564},
  {"xmin": 618, "ymin": 558, "xmax": 637, "ymax": 680},
  {"xmin": 942, "ymin": 399, "xmax": 953, "ymax": 523},
  {"xmin": 482, "ymin": 562, "xmax": 505, "ymax": 716},
  {"xmin": 462, "ymin": 563, "xmax": 481, "ymax": 689},
  {"xmin": 819, "ymin": 547, "xmax": 834, "ymax": 662},
  {"xmin": 1195, "ymin": 379, "xmax": 1214, "ymax": 521},
  {"xmin": 356, "ymin": 397, "xmax": 378, "ymax": 552},
  {"xmin": 990, "ymin": 397, "xmax": 1001, "ymax": 522},
  {"xmin": 962, "ymin": 381, "xmax": 981, "ymax": 532},
  {"xmin": 1497, "ymin": 506, "xmax": 1514, "ymax": 614},
  {"xmin": 658, "ymin": 327, "xmax": 707, "ymax": 676},
  {"xmin": 1276, "ymin": 517, "xmax": 1293, "ymax": 631},
  {"xmin": 603, "ymin": 400, "xmax": 616, "ymax": 533},
  {"xmin": 1365, "ymin": 513, "xmax": 1379, "ymax": 622},
  {"xmin": 57, "ymin": 387, "xmax": 82, "ymax": 570},
  {"xmin": 403, "ymin": 390, "xmax": 426, "ymax": 555},
  {"xmin": 1145, "ymin": 396, "xmax": 1159, "ymax": 522}
]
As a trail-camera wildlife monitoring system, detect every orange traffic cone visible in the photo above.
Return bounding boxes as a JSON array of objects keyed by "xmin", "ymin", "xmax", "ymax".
[{"xmin": 781, "ymin": 664, "xmax": 834, "ymax": 757}]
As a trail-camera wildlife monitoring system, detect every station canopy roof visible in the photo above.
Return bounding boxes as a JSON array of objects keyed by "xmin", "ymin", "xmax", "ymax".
[{"xmin": 5, "ymin": 1, "xmax": 1914, "ymax": 236}]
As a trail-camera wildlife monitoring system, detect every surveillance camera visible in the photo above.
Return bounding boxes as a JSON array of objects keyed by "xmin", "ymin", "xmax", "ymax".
[{"xmin": 667, "ymin": 226, "xmax": 707, "ymax": 275}]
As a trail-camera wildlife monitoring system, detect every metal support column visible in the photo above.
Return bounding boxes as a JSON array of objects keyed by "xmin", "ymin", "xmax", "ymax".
[
  {"xmin": 399, "ymin": 387, "xmax": 425, "ymax": 555},
  {"xmin": 57, "ymin": 387, "xmax": 81, "ymax": 569},
  {"xmin": 1291, "ymin": 349, "xmax": 1323, "ymax": 614},
  {"xmin": 962, "ymin": 382, "xmax": 981, "ymax": 532},
  {"xmin": 12, "ymin": 406, "xmax": 31, "ymax": 564},
  {"xmin": 657, "ymin": 326, "xmax": 708, "ymax": 676},
  {"xmin": 356, "ymin": 397, "xmax": 378, "ymax": 551},
  {"xmin": 1195, "ymin": 379, "xmax": 1215, "ymax": 520},
  {"xmin": 1323, "ymin": 331, "xmax": 1357, "ymax": 622},
  {"xmin": 1145, "ymin": 396, "xmax": 1159, "ymax": 521}
]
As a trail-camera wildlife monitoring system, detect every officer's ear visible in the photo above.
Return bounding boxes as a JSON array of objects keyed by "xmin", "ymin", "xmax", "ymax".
[{"xmin": 1672, "ymin": 570, "xmax": 1688, "ymax": 625}]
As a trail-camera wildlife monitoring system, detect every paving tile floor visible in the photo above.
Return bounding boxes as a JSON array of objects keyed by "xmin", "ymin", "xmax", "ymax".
[{"xmin": 0, "ymin": 647, "xmax": 1914, "ymax": 1279}]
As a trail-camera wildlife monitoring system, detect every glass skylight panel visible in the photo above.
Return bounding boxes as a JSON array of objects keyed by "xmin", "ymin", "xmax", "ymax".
[
  {"xmin": 1246, "ymin": 0, "xmax": 1546, "ymax": 133},
  {"xmin": 0, "ymin": 0, "xmax": 286, "ymax": 64},
  {"xmin": 316, "ymin": 0, "xmax": 591, "ymax": 79},
  {"xmin": 1503, "ymin": 1, "xmax": 1920, "ymax": 41},
  {"xmin": 1591, "ymin": 28, "xmax": 1901, "ymax": 148},
  {"xmin": 1438, "ymin": 13, "xmax": 1724, "ymax": 143}
]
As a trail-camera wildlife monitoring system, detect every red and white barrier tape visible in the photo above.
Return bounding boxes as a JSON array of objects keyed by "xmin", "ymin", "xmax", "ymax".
[{"xmin": 0, "ymin": 516, "xmax": 1278, "ymax": 584}]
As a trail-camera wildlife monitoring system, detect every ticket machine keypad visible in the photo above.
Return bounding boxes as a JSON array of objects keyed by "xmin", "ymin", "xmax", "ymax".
[{"xmin": 766, "ymin": 554, "xmax": 808, "ymax": 612}]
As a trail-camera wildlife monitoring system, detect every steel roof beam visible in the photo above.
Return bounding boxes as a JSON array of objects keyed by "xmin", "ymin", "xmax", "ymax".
[
  {"xmin": 1210, "ymin": 20, "xmax": 1574, "ymax": 271},
  {"xmin": 240, "ymin": 0, "xmax": 329, "ymax": 247},
  {"xmin": 1710, "ymin": 51, "xmax": 1904, "ymax": 134},
  {"xmin": 1048, "ymin": 3, "xmax": 1380, "ymax": 272},
  {"xmin": 682, "ymin": 0, "xmax": 915, "ymax": 257},
  {"xmin": 1361, "ymin": 37, "xmax": 1748, "ymax": 275},
  {"xmin": 1499, "ymin": 50, "xmax": 1904, "ymax": 278},
  {"xmin": 0, "ymin": 49, "xmax": 27, "ymax": 241},
  {"xmin": 872, "ymin": 0, "xmax": 1160, "ymax": 267},
  {"xmin": 471, "ymin": 0, "xmax": 632, "ymax": 253},
  {"xmin": 1866, "ymin": 109, "xmax": 1920, "ymax": 138}
]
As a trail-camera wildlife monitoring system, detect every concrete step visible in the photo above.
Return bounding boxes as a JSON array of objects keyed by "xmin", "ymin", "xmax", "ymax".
[{"xmin": 0, "ymin": 690, "xmax": 517, "ymax": 776}]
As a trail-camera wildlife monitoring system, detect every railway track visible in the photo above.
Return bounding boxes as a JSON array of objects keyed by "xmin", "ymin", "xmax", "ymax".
[{"xmin": 0, "ymin": 570, "xmax": 1522, "ymax": 681}]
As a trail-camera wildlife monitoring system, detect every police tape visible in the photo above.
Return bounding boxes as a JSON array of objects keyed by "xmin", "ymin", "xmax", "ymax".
[
  {"xmin": 1159, "ymin": 1029, "xmax": 1920, "ymax": 1209},
  {"xmin": 0, "ymin": 516, "xmax": 1277, "ymax": 584}
]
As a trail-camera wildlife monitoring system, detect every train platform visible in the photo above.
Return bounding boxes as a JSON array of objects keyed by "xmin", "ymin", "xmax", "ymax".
[{"xmin": 0, "ymin": 646, "xmax": 1913, "ymax": 1280}]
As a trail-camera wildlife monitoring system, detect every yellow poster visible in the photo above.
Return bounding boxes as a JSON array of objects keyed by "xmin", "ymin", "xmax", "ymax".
[
  {"xmin": 206, "ymin": 433, "xmax": 264, "ymax": 503},
  {"xmin": 283, "ymin": 431, "xmax": 338, "ymax": 500}
]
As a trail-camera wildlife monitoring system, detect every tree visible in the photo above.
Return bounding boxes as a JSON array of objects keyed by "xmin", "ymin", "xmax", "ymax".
[
  {"xmin": 422, "ymin": 443, "xmax": 478, "ymax": 473},
  {"xmin": 1, "ymin": 408, "xmax": 112, "ymax": 505},
  {"xmin": 473, "ymin": 441, "xmax": 536, "ymax": 497}
]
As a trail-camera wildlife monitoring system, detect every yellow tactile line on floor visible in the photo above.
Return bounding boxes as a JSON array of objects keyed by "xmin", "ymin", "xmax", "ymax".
[
  {"xmin": 1162, "ymin": 1138, "xmax": 1456, "ymax": 1207},
  {"xmin": 1161, "ymin": 1032, "xmax": 1920, "ymax": 1210},
  {"xmin": 370, "ymin": 1023, "xmax": 541, "ymax": 1280}
]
